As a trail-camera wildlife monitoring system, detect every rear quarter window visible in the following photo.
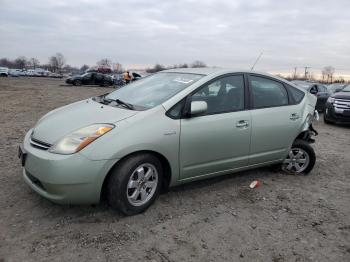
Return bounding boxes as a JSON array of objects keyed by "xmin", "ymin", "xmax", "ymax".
[{"xmin": 286, "ymin": 85, "xmax": 305, "ymax": 104}]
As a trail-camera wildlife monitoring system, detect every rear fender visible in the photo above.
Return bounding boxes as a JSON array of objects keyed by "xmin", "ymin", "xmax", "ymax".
[{"xmin": 297, "ymin": 110, "xmax": 319, "ymax": 143}]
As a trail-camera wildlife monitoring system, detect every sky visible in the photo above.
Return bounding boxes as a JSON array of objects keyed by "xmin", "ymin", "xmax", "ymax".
[{"xmin": 1, "ymin": 0, "xmax": 350, "ymax": 78}]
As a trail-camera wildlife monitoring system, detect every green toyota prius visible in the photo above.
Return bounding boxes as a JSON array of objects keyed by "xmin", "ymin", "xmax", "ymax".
[{"xmin": 19, "ymin": 68, "xmax": 318, "ymax": 215}]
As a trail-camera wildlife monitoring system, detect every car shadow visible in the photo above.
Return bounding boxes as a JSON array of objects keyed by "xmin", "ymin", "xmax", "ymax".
[
  {"xmin": 168, "ymin": 166, "xmax": 280, "ymax": 193},
  {"xmin": 32, "ymin": 165, "xmax": 282, "ymax": 222}
]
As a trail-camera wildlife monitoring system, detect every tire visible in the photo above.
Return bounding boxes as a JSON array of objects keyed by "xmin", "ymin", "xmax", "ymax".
[
  {"xmin": 101, "ymin": 80, "xmax": 109, "ymax": 87},
  {"xmin": 282, "ymin": 139, "xmax": 316, "ymax": 175},
  {"xmin": 73, "ymin": 80, "xmax": 82, "ymax": 86},
  {"xmin": 107, "ymin": 153, "xmax": 163, "ymax": 215},
  {"xmin": 323, "ymin": 113, "xmax": 333, "ymax": 124}
]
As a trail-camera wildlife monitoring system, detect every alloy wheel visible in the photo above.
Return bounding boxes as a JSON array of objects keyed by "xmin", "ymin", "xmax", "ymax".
[
  {"xmin": 126, "ymin": 163, "xmax": 158, "ymax": 206},
  {"xmin": 282, "ymin": 148, "xmax": 310, "ymax": 174}
]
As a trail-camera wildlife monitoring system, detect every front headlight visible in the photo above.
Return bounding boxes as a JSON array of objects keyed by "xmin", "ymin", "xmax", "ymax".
[
  {"xmin": 49, "ymin": 124, "xmax": 114, "ymax": 154},
  {"xmin": 327, "ymin": 97, "xmax": 335, "ymax": 104}
]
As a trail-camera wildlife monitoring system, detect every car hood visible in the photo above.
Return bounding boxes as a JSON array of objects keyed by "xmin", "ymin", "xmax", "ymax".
[
  {"xmin": 32, "ymin": 99, "xmax": 138, "ymax": 144},
  {"xmin": 332, "ymin": 91, "xmax": 350, "ymax": 99}
]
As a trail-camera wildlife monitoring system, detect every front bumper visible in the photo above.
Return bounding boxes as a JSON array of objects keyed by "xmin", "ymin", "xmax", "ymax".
[
  {"xmin": 20, "ymin": 130, "xmax": 117, "ymax": 204},
  {"xmin": 324, "ymin": 104, "xmax": 350, "ymax": 123}
]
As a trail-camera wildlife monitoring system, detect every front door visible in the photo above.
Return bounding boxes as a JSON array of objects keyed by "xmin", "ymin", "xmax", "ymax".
[{"xmin": 179, "ymin": 74, "xmax": 251, "ymax": 180}]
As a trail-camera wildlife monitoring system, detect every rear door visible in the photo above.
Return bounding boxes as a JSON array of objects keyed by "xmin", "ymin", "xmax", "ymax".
[
  {"xmin": 95, "ymin": 73, "xmax": 104, "ymax": 85},
  {"xmin": 248, "ymin": 74, "xmax": 303, "ymax": 165},
  {"xmin": 179, "ymin": 74, "xmax": 251, "ymax": 179}
]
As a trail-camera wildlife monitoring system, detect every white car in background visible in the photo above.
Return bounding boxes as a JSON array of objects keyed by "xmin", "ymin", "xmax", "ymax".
[
  {"xmin": 0, "ymin": 67, "xmax": 9, "ymax": 77},
  {"xmin": 9, "ymin": 69, "xmax": 22, "ymax": 77}
]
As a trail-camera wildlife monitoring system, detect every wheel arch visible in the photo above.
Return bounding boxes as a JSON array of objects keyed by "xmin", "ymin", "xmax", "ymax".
[
  {"xmin": 295, "ymin": 130, "xmax": 309, "ymax": 141},
  {"xmin": 100, "ymin": 150, "xmax": 172, "ymax": 201}
]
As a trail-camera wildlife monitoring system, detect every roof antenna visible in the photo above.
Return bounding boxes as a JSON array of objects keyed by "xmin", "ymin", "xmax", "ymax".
[{"xmin": 251, "ymin": 52, "xmax": 263, "ymax": 71}]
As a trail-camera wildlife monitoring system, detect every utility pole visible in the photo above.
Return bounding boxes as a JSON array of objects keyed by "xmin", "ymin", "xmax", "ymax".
[
  {"xmin": 304, "ymin": 67, "xmax": 310, "ymax": 80},
  {"xmin": 293, "ymin": 67, "xmax": 297, "ymax": 79}
]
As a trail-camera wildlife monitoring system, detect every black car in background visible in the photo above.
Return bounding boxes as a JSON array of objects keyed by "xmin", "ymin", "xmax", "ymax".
[
  {"xmin": 292, "ymin": 81, "xmax": 329, "ymax": 112},
  {"xmin": 324, "ymin": 85, "xmax": 350, "ymax": 124},
  {"xmin": 66, "ymin": 72, "xmax": 114, "ymax": 86}
]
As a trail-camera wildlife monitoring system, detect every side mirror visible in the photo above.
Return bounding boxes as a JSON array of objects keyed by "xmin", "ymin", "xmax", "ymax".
[
  {"xmin": 310, "ymin": 88, "xmax": 317, "ymax": 95},
  {"xmin": 190, "ymin": 101, "xmax": 207, "ymax": 116}
]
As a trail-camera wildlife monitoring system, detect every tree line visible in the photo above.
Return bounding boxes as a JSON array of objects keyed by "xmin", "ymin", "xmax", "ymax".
[
  {"xmin": 285, "ymin": 65, "xmax": 347, "ymax": 84},
  {"xmin": 145, "ymin": 60, "xmax": 207, "ymax": 73},
  {"xmin": 0, "ymin": 53, "xmax": 68, "ymax": 73}
]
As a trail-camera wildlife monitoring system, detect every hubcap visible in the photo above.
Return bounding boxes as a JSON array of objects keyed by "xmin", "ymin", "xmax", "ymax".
[
  {"xmin": 126, "ymin": 163, "xmax": 158, "ymax": 206},
  {"xmin": 282, "ymin": 148, "xmax": 310, "ymax": 174}
]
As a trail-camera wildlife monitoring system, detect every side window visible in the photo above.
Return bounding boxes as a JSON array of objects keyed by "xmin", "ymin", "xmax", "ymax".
[
  {"xmin": 250, "ymin": 76, "xmax": 288, "ymax": 109},
  {"xmin": 191, "ymin": 75, "xmax": 244, "ymax": 114},
  {"xmin": 83, "ymin": 73, "xmax": 92, "ymax": 79},
  {"xmin": 286, "ymin": 85, "xmax": 305, "ymax": 104},
  {"xmin": 318, "ymin": 85, "xmax": 327, "ymax": 92},
  {"xmin": 166, "ymin": 99, "xmax": 185, "ymax": 119}
]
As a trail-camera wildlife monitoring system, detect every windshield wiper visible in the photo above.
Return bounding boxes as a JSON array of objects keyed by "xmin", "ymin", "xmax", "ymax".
[
  {"xmin": 115, "ymin": 99, "xmax": 134, "ymax": 110},
  {"xmin": 99, "ymin": 94, "xmax": 135, "ymax": 110}
]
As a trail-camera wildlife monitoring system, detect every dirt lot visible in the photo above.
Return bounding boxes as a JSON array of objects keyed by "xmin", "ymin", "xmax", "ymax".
[{"xmin": 0, "ymin": 77, "xmax": 349, "ymax": 262}]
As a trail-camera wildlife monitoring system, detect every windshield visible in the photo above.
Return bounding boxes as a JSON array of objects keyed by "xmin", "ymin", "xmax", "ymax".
[
  {"xmin": 105, "ymin": 72, "xmax": 203, "ymax": 109},
  {"xmin": 80, "ymin": 73, "xmax": 91, "ymax": 77},
  {"xmin": 342, "ymin": 85, "xmax": 350, "ymax": 92}
]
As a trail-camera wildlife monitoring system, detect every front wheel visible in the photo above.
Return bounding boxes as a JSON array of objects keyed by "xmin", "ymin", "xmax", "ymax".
[
  {"xmin": 107, "ymin": 153, "xmax": 163, "ymax": 215},
  {"xmin": 73, "ymin": 80, "xmax": 82, "ymax": 86},
  {"xmin": 323, "ymin": 113, "xmax": 333, "ymax": 124},
  {"xmin": 282, "ymin": 139, "xmax": 316, "ymax": 175}
]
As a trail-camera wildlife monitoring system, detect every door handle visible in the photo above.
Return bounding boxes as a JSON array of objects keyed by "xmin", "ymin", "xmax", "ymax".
[
  {"xmin": 236, "ymin": 120, "xmax": 249, "ymax": 128},
  {"xmin": 290, "ymin": 113, "xmax": 300, "ymax": 120}
]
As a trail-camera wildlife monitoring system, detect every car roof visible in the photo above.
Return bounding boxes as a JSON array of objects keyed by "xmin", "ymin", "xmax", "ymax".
[{"xmin": 162, "ymin": 67, "xmax": 294, "ymax": 86}]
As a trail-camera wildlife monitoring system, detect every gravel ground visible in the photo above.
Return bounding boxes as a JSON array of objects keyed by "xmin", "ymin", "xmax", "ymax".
[{"xmin": 0, "ymin": 77, "xmax": 349, "ymax": 262}]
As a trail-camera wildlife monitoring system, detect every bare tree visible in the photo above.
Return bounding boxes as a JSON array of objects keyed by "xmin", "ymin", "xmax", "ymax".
[
  {"xmin": 323, "ymin": 66, "xmax": 335, "ymax": 83},
  {"xmin": 97, "ymin": 59, "xmax": 112, "ymax": 67},
  {"xmin": 113, "ymin": 62, "xmax": 123, "ymax": 73},
  {"xmin": 0, "ymin": 58, "xmax": 14, "ymax": 68},
  {"xmin": 80, "ymin": 64, "xmax": 89, "ymax": 72},
  {"xmin": 191, "ymin": 60, "xmax": 206, "ymax": 68},
  {"xmin": 56, "ymin": 53, "xmax": 66, "ymax": 71},
  {"xmin": 321, "ymin": 68, "xmax": 326, "ymax": 83},
  {"xmin": 29, "ymin": 58, "xmax": 40, "ymax": 69},
  {"xmin": 146, "ymin": 64, "xmax": 166, "ymax": 73},
  {"xmin": 14, "ymin": 56, "xmax": 28, "ymax": 69},
  {"xmin": 49, "ymin": 56, "xmax": 58, "ymax": 72},
  {"xmin": 49, "ymin": 53, "xmax": 66, "ymax": 72}
]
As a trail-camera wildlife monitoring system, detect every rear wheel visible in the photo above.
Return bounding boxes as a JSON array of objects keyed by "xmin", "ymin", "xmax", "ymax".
[
  {"xmin": 101, "ymin": 80, "xmax": 109, "ymax": 87},
  {"xmin": 107, "ymin": 153, "xmax": 163, "ymax": 215},
  {"xmin": 282, "ymin": 139, "xmax": 315, "ymax": 175}
]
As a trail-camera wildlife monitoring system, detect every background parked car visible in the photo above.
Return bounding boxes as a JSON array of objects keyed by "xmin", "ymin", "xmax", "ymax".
[
  {"xmin": 48, "ymin": 72, "xmax": 63, "ymax": 78},
  {"xmin": 327, "ymin": 83, "xmax": 347, "ymax": 94},
  {"xmin": 9, "ymin": 69, "xmax": 23, "ymax": 77},
  {"xmin": 0, "ymin": 67, "xmax": 9, "ymax": 77},
  {"xmin": 324, "ymin": 84, "xmax": 350, "ymax": 124},
  {"xmin": 66, "ymin": 72, "xmax": 114, "ymax": 86},
  {"xmin": 292, "ymin": 81, "xmax": 329, "ymax": 112}
]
